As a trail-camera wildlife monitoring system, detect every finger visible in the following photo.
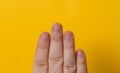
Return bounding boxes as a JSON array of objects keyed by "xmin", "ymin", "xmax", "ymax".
[
  {"xmin": 63, "ymin": 31, "xmax": 76, "ymax": 73},
  {"xmin": 77, "ymin": 49, "xmax": 87, "ymax": 73},
  {"xmin": 49, "ymin": 23, "xmax": 63, "ymax": 73},
  {"xmin": 33, "ymin": 32, "xmax": 50, "ymax": 73}
]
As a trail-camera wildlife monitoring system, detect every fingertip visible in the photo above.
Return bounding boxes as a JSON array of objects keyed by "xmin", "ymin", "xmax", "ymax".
[
  {"xmin": 77, "ymin": 49, "xmax": 86, "ymax": 65},
  {"xmin": 52, "ymin": 23, "xmax": 63, "ymax": 31},
  {"xmin": 64, "ymin": 31, "xmax": 74, "ymax": 40},
  {"xmin": 40, "ymin": 32, "xmax": 50, "ymax": 39},
  {"xmin": 51, "ymin": 23, "xmax": 63, "ymax": 41},
  {"xmin": 38, "ymin": 32, "xmax": 50, "ymax": 45},
  {"xmin": 77, "ymin": 49, "xmax": 85, "ymax": 57}
]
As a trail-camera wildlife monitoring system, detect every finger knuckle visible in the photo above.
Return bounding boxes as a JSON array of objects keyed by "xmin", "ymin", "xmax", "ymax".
[
  {"xmin": 64, "ymin": 64, "xmax": 76, "ymax": 71},
  {"xmin": 49, "ymin": 56, "xmax": 63, "ymax": 64},
  {"xmin": 35, "ymin": 60, "xmax": 48, "ymax": 69}
]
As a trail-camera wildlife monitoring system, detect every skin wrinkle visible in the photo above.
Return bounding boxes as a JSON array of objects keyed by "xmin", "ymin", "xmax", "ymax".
[{"xmin": 49, "ymin": 56, "xmax": 63, "ymax": 64}]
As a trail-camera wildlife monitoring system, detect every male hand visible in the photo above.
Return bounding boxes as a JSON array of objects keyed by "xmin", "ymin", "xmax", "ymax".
[{"xmin": 33, "ymin": 23, "xmax": 87, "ymax": 73}]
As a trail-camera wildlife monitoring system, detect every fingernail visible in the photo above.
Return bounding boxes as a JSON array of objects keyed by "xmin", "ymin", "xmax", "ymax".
[
  {"xmin": 78, "ymin": 49, "xmax": 84, "ymax": 57},
  {"xmin": 64, "ymin": 31, "xmax": 74, "ymax": 39},
  {"xmin": 52, "ymin": 23, "xmax": 62, "ymax": 31},
  {"xmin": 41, "ymin": 32, "xmax": 49, "ymax": 39}
]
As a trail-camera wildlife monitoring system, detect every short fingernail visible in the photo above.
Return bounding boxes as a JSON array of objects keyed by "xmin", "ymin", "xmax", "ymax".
[
  {"xmin": 78, "ymin": 49, "xmax": 85, "ymax": 57},
  {"xmin": 52, "ymin": 23, "xmax": 62, "ymax": 31},
  {"xmin": 64, "ymin": 31, "xmax": 74, "ymax": 39},
  {"xmin": 41, "ymin": 32, "xmax": 49, "ymax": 39}
]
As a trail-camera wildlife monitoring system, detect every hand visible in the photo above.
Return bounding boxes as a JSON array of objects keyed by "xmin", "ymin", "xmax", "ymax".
[{"xmin": 33, "ymin": 23, "xmax": 87, "ymax": 73}]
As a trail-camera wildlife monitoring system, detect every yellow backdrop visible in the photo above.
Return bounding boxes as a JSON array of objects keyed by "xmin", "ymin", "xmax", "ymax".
[{"xmin": 0, "ymin": 0, "xmax": 120, "ymax": 73}]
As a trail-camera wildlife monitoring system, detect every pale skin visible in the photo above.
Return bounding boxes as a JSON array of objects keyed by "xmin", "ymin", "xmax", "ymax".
[{"xmin": 33, "ymin": 23, "xmax": 87, "ymax": 73}]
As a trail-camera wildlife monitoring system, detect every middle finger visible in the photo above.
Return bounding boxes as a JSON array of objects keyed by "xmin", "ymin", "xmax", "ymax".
[{"xmin": 49, "ymin": 23, "xmax": 63, "ymax": 73}]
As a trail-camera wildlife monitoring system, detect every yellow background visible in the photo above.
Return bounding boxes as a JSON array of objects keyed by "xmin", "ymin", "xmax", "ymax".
[{"xmin": 0, "ymin": 0, "xmax": 120, "ymax": 73}]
